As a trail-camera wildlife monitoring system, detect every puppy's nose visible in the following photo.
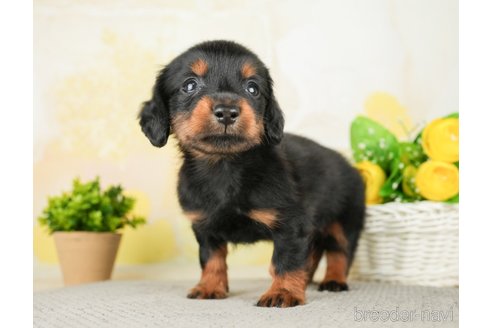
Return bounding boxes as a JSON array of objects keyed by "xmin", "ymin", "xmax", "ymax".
[{"xmin": 213, "ymin": 105, "xmax": 239, "ymax": 126}]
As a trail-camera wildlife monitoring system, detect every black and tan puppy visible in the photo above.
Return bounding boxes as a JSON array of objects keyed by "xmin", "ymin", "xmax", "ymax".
[{"xmin": 139, "ymin": 40, "xmax": 365, "ymax": 308}]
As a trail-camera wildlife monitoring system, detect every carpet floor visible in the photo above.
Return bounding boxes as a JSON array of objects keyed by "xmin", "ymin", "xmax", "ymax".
[{"xmin": 34, "ymin": 280, "xmax": 458, "ymax": 328}]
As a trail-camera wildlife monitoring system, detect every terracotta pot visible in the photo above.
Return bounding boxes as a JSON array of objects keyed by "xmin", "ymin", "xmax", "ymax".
[{"xmin": 53, "ymin": 232, "xmax": 122, "ymax": 286}]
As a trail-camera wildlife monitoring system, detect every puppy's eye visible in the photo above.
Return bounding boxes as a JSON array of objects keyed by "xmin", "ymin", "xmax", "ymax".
[
  {"xmin": 246, "ymin": 81, "xmax": 259, "ymax": 96},
  {"xmin": 182, "ymin": 79, "xmax": 198, "ymax": 93}
]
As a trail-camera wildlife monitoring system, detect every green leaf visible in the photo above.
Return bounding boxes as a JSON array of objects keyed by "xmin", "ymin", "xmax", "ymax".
[
  {"xmin": 379, "ymin": 159, "xmax": 403, "ymax": 200},
  {"xmin": 401, "ymin": 165, "xmax": 419, "ymax": 197},
  {"xmin": 352, "ymin": 112, "xmax": 459, "ymax": 204},
  {"xmin": 351, "ymin": 116, "xmax": 400, "ymax": 172},
  {"xmin": 37, "ymin": 177, "xmax": 146, "ymax": 233},
  {"xmin": 446, "ymin": 194, "xmax": 459, "ymax": 204},
  {"xmin": 379, "ymin": 141, "xmax": 427, "ymax": 203},
  {"xmin": 398, "ymin": 142, "xmax": 427, "ymax": 167}
]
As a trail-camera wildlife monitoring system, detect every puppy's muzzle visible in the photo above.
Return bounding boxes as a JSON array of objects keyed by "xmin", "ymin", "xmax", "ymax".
[{"xmin": 213, "ymin": 104, "xmax": 240, "ymax": 127}]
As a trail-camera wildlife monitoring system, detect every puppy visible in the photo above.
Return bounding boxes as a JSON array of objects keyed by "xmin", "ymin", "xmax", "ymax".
[{"xmin": 139, "ymin": 40, "xmax": 365, "ymax": 308}]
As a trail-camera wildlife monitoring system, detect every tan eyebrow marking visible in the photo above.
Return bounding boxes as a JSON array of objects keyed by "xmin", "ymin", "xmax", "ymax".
[
  {"xmin": 241, "ymin": 62, "xmax": 256, "ymax": 78},
  {"xmin": 190, "ymin": 58, "xmax": 208, "ymax": 76}
]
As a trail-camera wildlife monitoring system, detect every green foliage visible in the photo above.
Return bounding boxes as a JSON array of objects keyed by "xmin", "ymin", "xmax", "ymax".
[
  {"xmin": 446, "ymin": 194, "xmax": 459, "ymax": 204},
  {"xmin": 351, "ymin": 114, "xmax": 459, "ymax": 203},
  {"xmin": 38, "ymin": 177, "xmax": 146, "ymax": 233},
  {"xmin": 379, "ymin": 141, "xmax": 427, "ymax": 203}
]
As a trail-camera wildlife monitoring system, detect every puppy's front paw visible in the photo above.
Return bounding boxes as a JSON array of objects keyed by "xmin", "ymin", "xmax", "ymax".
[
  {"xmin": 187, "ymin": 284, "xmax": 228, "ymax": 300},
  {"xmin": 256, "ymin": 290, "xmax": 305, "ymax": 308},
  {"xmin": 318, "ymin": 280, "xmax": 349, "ymax": 292}
]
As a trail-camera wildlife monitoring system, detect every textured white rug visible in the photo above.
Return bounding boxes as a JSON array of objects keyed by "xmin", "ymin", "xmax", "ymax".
[{"xmin": 34, "ymin": 280, "xmax": 458, "ymax": 328}]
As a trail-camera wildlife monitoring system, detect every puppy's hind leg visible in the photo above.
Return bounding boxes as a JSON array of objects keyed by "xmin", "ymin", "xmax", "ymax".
[
  {"xmin": 318, "ymin": 222, "xmax": 350, "ymax": 292},
  {"xmin": 318, "ymin": 204, "xmax": 364, "ymax": 292}
]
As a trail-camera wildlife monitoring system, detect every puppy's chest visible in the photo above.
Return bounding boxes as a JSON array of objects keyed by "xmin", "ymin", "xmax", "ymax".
[
  {"xmin": 178, "ymin": 162, "xmax": 280, "ymax": 241},
  {"xmin": 178, "ymin": 161, "xmax": 262, "ymax": 210},
  {"xmin": 186, "ymin": 207, "xmax": 274, "ymax": 243},
  {"xmin": 179, "ymin": 183, "xmax": 276, "ymax": 242}
]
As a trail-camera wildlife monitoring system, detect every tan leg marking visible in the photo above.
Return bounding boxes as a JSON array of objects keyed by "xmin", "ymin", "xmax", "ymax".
[
  {"xmin": 323, "ymin": 251, "xmax": 348, "ymax": 284},
  {"xmin": 257, "ymin": 270, "xmax": 307, "ymax": 307},
  {"xmin": 187, "ymin": 245, "xmax": 228, "ymax": 299},
  {"xmin": 325, "ymin": 222, "xmax": 348, "ymax": 251}
]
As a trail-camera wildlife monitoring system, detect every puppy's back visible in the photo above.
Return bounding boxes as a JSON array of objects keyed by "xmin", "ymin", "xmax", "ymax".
[{"xmin": 280, "ymin": 133, "xmax": 364, "ymax": 224}]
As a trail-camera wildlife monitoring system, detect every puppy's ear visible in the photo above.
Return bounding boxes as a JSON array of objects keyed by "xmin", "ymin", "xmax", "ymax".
[
  {"xmin": 139, "ymin": 85, "xmax": 170, "ymax": 148},
  {"xmin": 263, "ymin": 95, "xmax": 285, "ymax": 145}
]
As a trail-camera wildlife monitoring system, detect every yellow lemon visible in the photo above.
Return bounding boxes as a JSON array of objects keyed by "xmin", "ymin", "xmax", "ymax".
[
  {"xmin": 355, "ymin": 161, "xmax": 386, "ymax": 204},
  {"xmin": 415, "ymin": 160, "xmax": 459, "ymax": 201},
  {"xmin": 422, "ymin": 118, "xmax": 459, "ymax": 162}
]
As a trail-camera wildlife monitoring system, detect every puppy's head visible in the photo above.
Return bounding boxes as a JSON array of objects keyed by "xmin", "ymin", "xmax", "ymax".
[{"xmin": 139, "ymin": 40, "xmax": 284, "ymax": 156}]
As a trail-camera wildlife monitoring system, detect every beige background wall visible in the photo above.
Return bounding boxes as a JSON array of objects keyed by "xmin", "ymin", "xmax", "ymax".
[{"xmin": 34, "ymin": 0, "xmax": 458, "ymax": 264}]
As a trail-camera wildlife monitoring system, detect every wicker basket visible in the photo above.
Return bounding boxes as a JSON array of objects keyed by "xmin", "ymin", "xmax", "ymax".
[{"xmin": 349, "ymin": 201, "xmax": 458, "ymax": 287}]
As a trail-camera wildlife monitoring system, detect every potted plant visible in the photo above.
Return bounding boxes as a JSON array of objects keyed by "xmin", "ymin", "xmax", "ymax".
[{"xmin": 38, "ymin": 177, "xmax": 145, "ymax": 286}]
